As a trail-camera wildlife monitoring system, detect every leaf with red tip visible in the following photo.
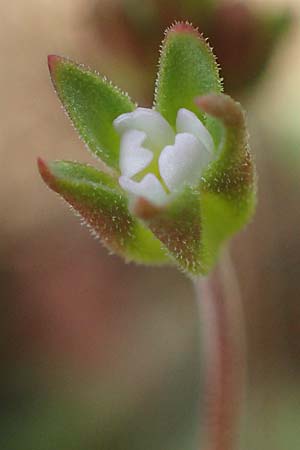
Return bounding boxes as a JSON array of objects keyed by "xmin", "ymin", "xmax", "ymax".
[
  {"xmin": 196, "ymin": 93, "xmax": 256, "ymax": 271},
  {"xmin": 134, "ymin": 186, "xmax": 203, "ymax": 275},
  {"xmin": 48, "ymin": 55, "xmax": 135, "ymax": 170},
  {"xmin": 38, "ymin": 159, "xmax": 170, "ymax": 265},
  {"xmin": 154, "ymin": 22, "xmax": 222, "ymax": 129},
  {"xmin": 197, "ymin": 93, "xmax": 255, "ymax": 195}
]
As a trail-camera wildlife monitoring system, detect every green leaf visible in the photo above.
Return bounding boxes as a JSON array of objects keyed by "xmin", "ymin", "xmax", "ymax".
[
  {"xmin": 154, "ymin": 22, "xmax": 222, "ymax": 130},
  {"xmin": 197, "ymin": 94, "xmax": 255, "ymax": 195},
  {"xmin": 200, "ymin": 190, "xmax": 255, "ymax": 272},
  {"xmin": 133, "ymin": 186, "xmax": 203, "ymax": 275},
  {"xmin": 197, "ymin": 93, "xmax": 256, "ymax": 272},
  {"xmin": 48, "ymin": 55, "xmax": 135, "ymax": 170},
  {"xmin": 37, "ymin": 159, "xmax": 170, "ymax": 265}
]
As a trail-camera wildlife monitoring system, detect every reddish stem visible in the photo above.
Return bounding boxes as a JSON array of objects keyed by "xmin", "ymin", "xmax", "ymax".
[{"xmin": 195, "ymin": 250, "xmax": 245, "ymax": 450}]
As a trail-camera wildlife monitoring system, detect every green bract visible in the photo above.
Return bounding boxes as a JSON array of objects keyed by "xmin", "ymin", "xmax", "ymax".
[{"xmin": 39, "ymin": 22, "xmax": 256, "ymax": 276}]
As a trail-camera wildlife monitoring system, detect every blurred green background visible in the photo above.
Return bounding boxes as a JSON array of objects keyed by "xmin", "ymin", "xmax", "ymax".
[{"xmin": 1, "ymin": 0, "xmax": 300, "ymax": 449}]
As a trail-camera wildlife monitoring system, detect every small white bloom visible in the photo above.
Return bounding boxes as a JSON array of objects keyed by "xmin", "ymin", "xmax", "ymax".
[{"xmin": 114, "ymin": 107, "xmax": 214, "ymax": 206}]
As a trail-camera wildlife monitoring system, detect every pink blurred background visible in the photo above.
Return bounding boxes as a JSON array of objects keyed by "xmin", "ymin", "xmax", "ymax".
[{"xmin": 1, "ymin": 1, "xmax": 300, "ymax": 449}]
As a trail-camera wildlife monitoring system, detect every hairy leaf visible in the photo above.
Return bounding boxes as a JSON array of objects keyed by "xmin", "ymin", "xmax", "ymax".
[
  {"xmin": 154, "ymin": 22, "xmax": 222, "ymax": 132},
  {"xmin": 38, "ymin": 159, "xmax": 170, "ymax": 265},
  {"xmin": 197, "ymin": 93, "xmax": 256, "ymax": 272},
  {"xmin": 48, "ymin": 55, "xmax": 135, "ymax": 170},
  {"xmin": 133, "ymin": 186, "xmax": 203, "ymax": 275}
]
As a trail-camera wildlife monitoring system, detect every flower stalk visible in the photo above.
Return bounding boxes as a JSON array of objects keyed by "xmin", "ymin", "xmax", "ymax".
[{"xmin": 194, "ymin": 249, "xmax": 245, "ymax": 450}]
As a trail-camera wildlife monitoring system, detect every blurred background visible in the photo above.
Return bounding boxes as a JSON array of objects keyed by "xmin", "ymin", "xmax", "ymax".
[{"xmin": 1, "ymin": 0, "xmax": 300, "ymax": 449}]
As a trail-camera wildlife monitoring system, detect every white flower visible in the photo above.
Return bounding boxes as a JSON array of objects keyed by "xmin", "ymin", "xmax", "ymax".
[{"xmin": 113, "ymin": 108, "xmax": 214, "ymax": 206}]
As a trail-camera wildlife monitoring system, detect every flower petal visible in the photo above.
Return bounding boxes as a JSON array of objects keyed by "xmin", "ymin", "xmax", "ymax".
[
  {"xmin": 119, "ymin": 174, "xmax": 168, "ymax": 206},
  {"xmin": 119, "ymin": 129, "xmax": 153, "ymax": 177},
  {"xmin": 176, "ymin": 108, "xmax": 214, "ymax": 154},
  {"xmin": 159, "ymin": 132, "xmax": 210, "ymax": 192},
  {"xmin": 114, "ymin": 107, "xmax": 175, "ymax": 151}
]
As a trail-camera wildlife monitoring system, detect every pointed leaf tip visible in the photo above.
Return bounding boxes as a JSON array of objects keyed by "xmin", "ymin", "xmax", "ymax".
[
  {"xmin": 133, "ymin": 197, "xmax": 164, "ymax": 221},
  {"xmin": 37, "ymin": 159, "xmax": 170, "ymax": 265},
  {"xmin": 155, "ymin": 22, "xmax": 222, "ymax": 127},
  {"xmin": 196, "ymin": 93, "xmax": 254, "ymax": 195},
  {"xmin": 37, "ymin": 157, "xmax": 56, "ymax": 191},
  {"xmin": 196, "ymin": 94, "xmax": 244, "ymax": 128},
  {"xmin": 37, "ymin": 156, "xmax": 45, "ymax": 172},
  {"xmin": 46, "ymin": 56, "xmax": 135, "ymax": 170},
  {"xmin": 47, "ymin": 54, "xmax": 61, "ymax": 74},
  {"xmin": 194, "ymin": 93, "xmax": 256, "ymax": 272},
  {"xmin": 168, "ymin": 21, "xmax": 200, "ymax": 36}
]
